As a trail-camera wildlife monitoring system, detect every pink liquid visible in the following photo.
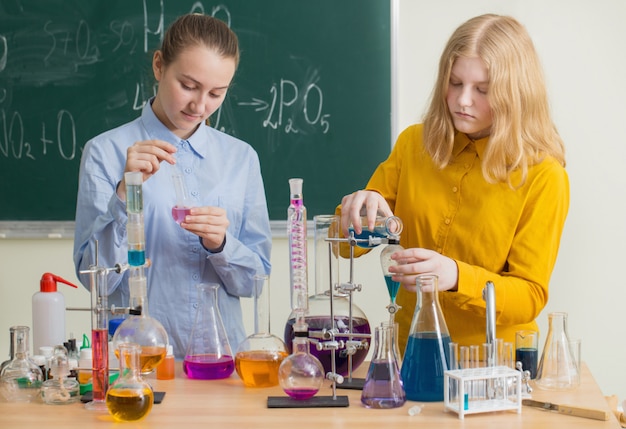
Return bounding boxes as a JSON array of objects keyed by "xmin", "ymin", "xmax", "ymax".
[
  {"xmin": 183, "ymin": 354, "xmax": 234, "ymax": 380},
  {"xmin": 91, "ymin": 328, "xmax": 109, "ymax": 402},
  {"xmin": 172, "ymin": 206, "xmax": 192, "ymax": 224},
  {"xmin": 284, "ymin": 387, "xmax": 318, "ymax": 400}
]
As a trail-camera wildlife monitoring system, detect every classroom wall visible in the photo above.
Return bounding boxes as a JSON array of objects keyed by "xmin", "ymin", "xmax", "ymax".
[{"xmin": 1, "ymin": 0, "xmax": 625, "ymax": 401}]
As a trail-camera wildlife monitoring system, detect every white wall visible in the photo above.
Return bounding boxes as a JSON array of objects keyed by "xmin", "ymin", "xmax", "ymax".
[{"xmin": 1, "ymin": 0, "xmax": 625, "ymax": 402}]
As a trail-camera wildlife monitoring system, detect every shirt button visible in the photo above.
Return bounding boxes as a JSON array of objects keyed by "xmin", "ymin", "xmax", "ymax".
[
  {"xmin": 452, "ymin": 186, "xmax": 458, "ymax": 193},
  {"xmin": 464, "ymin": 163, "xmax": 470, "ymax": 169},
  {"xmin": 192, "ymin": 303, "xmax": 198, "ymax": 309},
  {"xmin": 191, "ymin": 190, "xmax": 199, "ymax": 196},
  {"xmin": 185, "ymin": 167, "xmax": 192, "ymax": 174},
  {"xmin": 192, "ymin": 274, "xmax": 199, "ymax": 280},
  {"xmin": 437, "ymin": 248, "xmax": 443, "ymax": 253},
  {"xmin": 444, "ymin": 218, "xmax": 451, "ymax": 225}
]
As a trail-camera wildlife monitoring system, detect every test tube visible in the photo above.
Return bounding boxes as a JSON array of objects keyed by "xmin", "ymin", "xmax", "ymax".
[{"xmin": 125, "ymin": 172, "xmax": 146, "ymax": 267}]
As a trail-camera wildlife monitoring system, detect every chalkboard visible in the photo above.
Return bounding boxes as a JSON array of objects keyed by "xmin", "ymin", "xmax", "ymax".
[{"xmin": 0, "ymin": 0, "xmax": 391, "ymax": 223}]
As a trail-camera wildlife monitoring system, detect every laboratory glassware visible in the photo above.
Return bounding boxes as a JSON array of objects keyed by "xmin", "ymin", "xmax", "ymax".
[
  {"xmin": 348, "ymin": 215, "xmax": 403, "ymax": 248},
  {"xmin": 380, "ymin": 237, "xmax": 404, "ymax": 320},
  {"xmin": 0, "ymin": 326, "xmax": 16, "ymax": 374},
  {"xmin": 361, "ymin": 323, "xmax": 406, "ymax": 408},
  {"xmin": 287, "ymin": 178, "xmax": 308, "ymax": 334},
  {"xmin": 184, "ymin": 283, "xmax": 235, "ymax": 380},
  {"xmin": 106, "ymin": 342, "xmax": 154, "ymax": 422},
  {"xmin": 85, "ymin": 266, "xmax": 109, "ymax": 411},
  {"xmin": 400, "ymin": 274, "xmax": 451, "ymax": 402},
  {"xmin": 515, "ymin": 330, "xmax": 538, "ymax": 379},
  {"xmin": 171, "ymin": 173, "xmax": 194, "ymax": 224},
  {"xmin": 235, "ymin": 274, "xmax": 288, "ymax": 387},
  {"xmin": 111, "ymin": 270, "xmax": 168, "ymax": 375},
  {"xmin": 535, "ymin": 311, "xmax": 580, "ymax": 390},
  {"xmin": 0, "ymin": 325, "xmax": 43, "ymax": 402},
  {"xmin": 278, "ymin": 332, "xmax": 325, "ymax": 400},
  {"xmin": 41, "ymin": 345, "xmax": 80, "ymax": 405},
  {"xmin": 283, "ymin": 214, "xmax": 371, "ymax": 376}
]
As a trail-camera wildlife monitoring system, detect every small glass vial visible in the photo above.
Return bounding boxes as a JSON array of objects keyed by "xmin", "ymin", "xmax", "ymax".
[
  {"xmin": 156, "ymin": 345, "xmax": 175, "ymax": 380},
  {"xmin": 0, "ymin": 326, "xmax": 43, "ymax": 402},
  {"xmin": 41, "ymin": 345, "xmax": 80, "ymax": 405},
  {"xmin": 106, "ymin": 342, "xmax": 154, "ymax": 422}
]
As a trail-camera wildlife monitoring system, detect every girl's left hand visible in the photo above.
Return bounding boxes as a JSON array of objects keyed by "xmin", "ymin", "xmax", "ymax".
[
  {"xmin": 388, "ymin": 248, "xmax": 459, "ymax": 292},
  {"xmin": 181, "ymin": 206, "xmax": 229, "ymax": 251}
]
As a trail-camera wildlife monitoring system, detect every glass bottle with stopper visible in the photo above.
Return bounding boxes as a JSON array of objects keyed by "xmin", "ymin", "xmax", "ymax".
[
  {"xmin": 0, "ymin": 325, "xmax": 43, "ymax": 402},
  {"xmin": 184, "ymin": 283, "xmax": 235, "ymax": 380},
  {"xmin": 235, "ymin": 275, "xmax": 288, "ymax": 387},
  {"xmin": 106, "ymin": 342, "xmax": 154, "ymax": 422},
  {"xmin": 41, "ymin": 345, "xmax": 80, "ymax": 405},
  {"xmin": 349, "ymin": 215, "xmax": 403, "ymax": 248}
]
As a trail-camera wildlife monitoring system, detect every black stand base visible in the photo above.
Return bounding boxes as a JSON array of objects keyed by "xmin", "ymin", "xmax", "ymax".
[
  {"xmin": 336, "ymin": 377, "xmax": 365, "ymax": 390},
  {"xmin": 267, "ymin": 395, "xmax": 350, "ymax": 408}
]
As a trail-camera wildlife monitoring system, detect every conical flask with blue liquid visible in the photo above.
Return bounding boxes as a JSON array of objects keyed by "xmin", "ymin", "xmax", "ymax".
[{"xmin": 400, "ymin": 274, "xmax": 451, "ymax": 401}]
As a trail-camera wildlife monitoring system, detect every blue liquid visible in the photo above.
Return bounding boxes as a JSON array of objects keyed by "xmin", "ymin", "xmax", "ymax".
[
  {"xmin": 515, "ymin": 348, "xmax": 538, "ymax": 379},
  {"xmin": 384, "ymin": 275, "xmax": 400, "ymax": 302},
  {"xmin": 348, "ymin": 227, "xmax": 386, "ymax": 248},
  {"xmin": 128, "ymin": 249, "xmax": 146, "ymax": 266},
  {"xmin": 400, "ymin": 332, "xmax": 451, "ymax": 402}
]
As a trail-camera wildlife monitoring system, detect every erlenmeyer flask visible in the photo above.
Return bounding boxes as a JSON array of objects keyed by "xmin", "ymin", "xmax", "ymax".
[
  {"xmin": 535, "ymin": 312, "xmax": 580, "ymax": 390},
  {"xmin": 106, "ymin": 342, "xmax": 154, "ymax": 422},
  {"xmin": 235, "ymin": 275, "xmax": 288, "ymax": 387},
  {"xmin": 283, "ymin": 214, "xmax": 371, "ymax": 376},
  {"xmin": 361, "ymin": 323, "xmax": 406, "ymax": 408},
  {"xmin": 400, "ymin": 274, "xmax": 451, "ymax": 402},
  {"xmin": 0, "ymin": 326, "xmax": 43, "ymax": 402},
  {"xmin": 184, "ymin": 283, "xmax": 234, "ymax": 380},
  {"xmin": 278, "ymin": 334, "xmax": 324, "ymax": 400},
  {"xmin": 111, "ymin": 272, "xmax": 169, "ymax": 375}
]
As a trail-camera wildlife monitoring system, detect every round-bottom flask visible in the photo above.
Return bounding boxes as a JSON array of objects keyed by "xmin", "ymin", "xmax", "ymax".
[
  {"xmin": 184, "ymin": 283, "xmax": 234, "ymax": 380},
  {"xmin": 235, "ymin": 275, "xmax": 288, "ymax": 387},
  {"xmin": 283, "ymin": 293, "xmax": 371, "ymax": 377},
  {"xmin": 106, "ymin": 343, "xmax": 154, "ymax": 422},
  {"xmin": 0, "ymin": 326, "xmax": 43, "ymax": 403},
  {"xmin": 278, "ymin": 334, "xmax": 324, "ymax": 400}
]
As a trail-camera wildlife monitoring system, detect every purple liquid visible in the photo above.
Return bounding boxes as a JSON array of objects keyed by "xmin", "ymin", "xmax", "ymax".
[
  {"xmin": 183, "ymin": 354, "xmax": 234, "ymax": 380},
  {"xmin": 172, "ymin": 206, "xmax": 192, "ymax": 224},
  {"xmin": 284, "ymin": 316, "xmax": 371, "ymax": 376},
  {"xmin": 284, "ymin": 387, "xmax": 318, "ymax": 400},
  {"xmin": 361, "ymin": 360, "xmax": 405, "ymax": 408}
]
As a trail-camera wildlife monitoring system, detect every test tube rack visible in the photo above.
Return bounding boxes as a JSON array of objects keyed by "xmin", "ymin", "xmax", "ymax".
[{"xmin": 444, "ymin": 365, "xmax": 522, "ymax": 419}]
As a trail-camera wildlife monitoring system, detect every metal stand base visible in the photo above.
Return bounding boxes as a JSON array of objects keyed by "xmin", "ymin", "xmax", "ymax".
[
  {"xmin": 267, "ymin": 395, "xmax": 349, "ymax": 408},
  {"xmin": 336, "ymin": 377, "xmax": 365, "ymax": 390}
]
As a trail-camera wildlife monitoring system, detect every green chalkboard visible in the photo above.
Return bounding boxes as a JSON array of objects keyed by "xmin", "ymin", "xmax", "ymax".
[{"xmin": 0, "ymin": 0, "xmax": 391, "ymax": 222}]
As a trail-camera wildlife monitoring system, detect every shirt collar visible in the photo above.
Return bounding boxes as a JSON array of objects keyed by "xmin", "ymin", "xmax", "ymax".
[
  {"xmin": 141, "ymin": 98, "xmax": 207, "ymax": 159},
  {"xmin": 452, "ymin": 132, "xmax": 489, "ymax": 159}
]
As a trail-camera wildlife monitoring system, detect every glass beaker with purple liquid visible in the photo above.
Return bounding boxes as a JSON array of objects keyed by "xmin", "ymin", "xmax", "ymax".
[{"xmin": 184, "ymin": 283, "xmax": 234, "ymax": 380}]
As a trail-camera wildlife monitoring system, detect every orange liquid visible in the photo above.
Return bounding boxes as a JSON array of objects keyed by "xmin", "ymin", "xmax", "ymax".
[
  {"xmin": 235, "ymin": 350, "xmax": 288, "ymax": 387},
  {"xmin": 106, "ymin": 388, "xmax": 154, "ymax": 422},
  {"xmin": 116, "ymin": 346, "xmax": 167, "ymax": 374}
]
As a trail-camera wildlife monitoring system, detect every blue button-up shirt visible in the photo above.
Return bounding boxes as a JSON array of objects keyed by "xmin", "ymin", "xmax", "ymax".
[{"xmin": 73, "ymin": 100, "xmax": 272, "ymax": 359}]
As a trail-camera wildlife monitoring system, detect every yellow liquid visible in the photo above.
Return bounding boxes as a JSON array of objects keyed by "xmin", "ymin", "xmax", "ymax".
[
  {"xmin": 116, "ymin": 346, "xmax": 167, "ymax": 374},
  {"xmin": 106, "ymin": 388, "xmax": 153, "ymax": 422},
  {"xmin": 235, "ymin": 350, "xmax": 288, "ymax": 387}
]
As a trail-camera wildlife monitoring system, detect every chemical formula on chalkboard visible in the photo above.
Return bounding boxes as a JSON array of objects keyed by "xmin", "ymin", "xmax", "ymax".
[{"xmin": 0, "ymin": 0, "xmax": 391, "ymax": 221}]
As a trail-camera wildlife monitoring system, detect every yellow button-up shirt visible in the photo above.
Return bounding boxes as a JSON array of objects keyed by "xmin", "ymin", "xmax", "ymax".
[{"xmin": 366, "ymin": 124, "xmax": 569, "ymax": 353}]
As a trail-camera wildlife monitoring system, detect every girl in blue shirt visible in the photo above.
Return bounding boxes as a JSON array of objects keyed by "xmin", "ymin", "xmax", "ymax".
[{"xmin": 73, "ymin": 14, "xmax": 272, "ymax": 359}]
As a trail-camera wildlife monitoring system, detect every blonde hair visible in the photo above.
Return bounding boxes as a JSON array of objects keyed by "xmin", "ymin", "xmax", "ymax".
[
  {"xmin": 160, "ymin": 13, "xmax": 240, "ymax": 69},
  {"xmin": 423, "ymin": 14, "xmax": 565, "ymax": 186}
]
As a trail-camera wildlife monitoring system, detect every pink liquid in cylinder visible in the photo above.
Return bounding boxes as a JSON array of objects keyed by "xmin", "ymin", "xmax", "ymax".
[
  {"xmin": 183, "ymin": 354, "xmax": 234, "ymax": 380},
  {"xmin": 172, "ymin": 206, "xmax": 192, "ymax": 224}
]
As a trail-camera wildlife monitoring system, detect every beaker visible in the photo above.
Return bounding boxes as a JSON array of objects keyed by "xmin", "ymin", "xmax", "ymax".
[
  {"xmin": 106, "ymin": 342, "xmax": 154, "ymax": 422},
  {"xmin": 278, "ymin": 334, "xmax": 324, "ymax": 400},
  {"xmin": 535, "ymin": 312, "xmax": 580, "ymax": 390},
  {"xmin": 515, "ymin": 330, "xmax": 538, "ymax": 379},
  {"xmin": 400, "ymin": 274, "xmax": 451, "ymax": 402},
  {"xmin": 349, "ymin": 215, "xmax": 403, "ymax": 248},
  {"xmin": 184, "ymin": 283, "xmax": 234, "ymax": 380},
  {"xmin": 235, "ymin": 275, "xmax": 288, "ymax": 387},
  {"xmin": 283, "ymin": 214, "xmax": 371, "ymax": 376},
  {"xmin": 0, "ymin": 326, "xmax": 43, "ymax": 402},
  {"xmin": 111, "ymin": 271, "xmax": 169, "ymax": 375},
  {"xmin": 361, "ymin": 323, "xmax": 406, "ymax": 408}
]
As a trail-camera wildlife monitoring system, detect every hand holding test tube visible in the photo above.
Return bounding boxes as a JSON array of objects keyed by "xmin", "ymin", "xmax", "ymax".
[{"xmin": 171, "ymin": 173, "xmax": 194, "ymax": 224}]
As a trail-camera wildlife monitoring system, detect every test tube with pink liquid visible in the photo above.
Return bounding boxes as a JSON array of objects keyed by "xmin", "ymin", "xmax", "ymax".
[{"xmin": 171, "ymin": 173, "xmax": 194, "ymax": 224}]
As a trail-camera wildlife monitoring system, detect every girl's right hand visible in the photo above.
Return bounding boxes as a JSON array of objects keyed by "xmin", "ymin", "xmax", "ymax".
[
  {"xmin": 339, "ymin": 190, "xmax": 393, "ymax": 237},
  {"xmin": 117, "ymin": 139, "xmax": 177, "ymax": 201}
]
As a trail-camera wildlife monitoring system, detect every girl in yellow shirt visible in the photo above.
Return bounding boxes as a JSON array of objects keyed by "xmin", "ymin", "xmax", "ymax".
[{"xmin": 340, "ymin": 14, "xmax": 569, "ymax": 354}]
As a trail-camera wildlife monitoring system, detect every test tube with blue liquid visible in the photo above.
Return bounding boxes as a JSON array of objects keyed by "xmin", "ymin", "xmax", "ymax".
[{"xmin": 125, "ymin": 172, "xmax": 145, "ymax": 266}]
